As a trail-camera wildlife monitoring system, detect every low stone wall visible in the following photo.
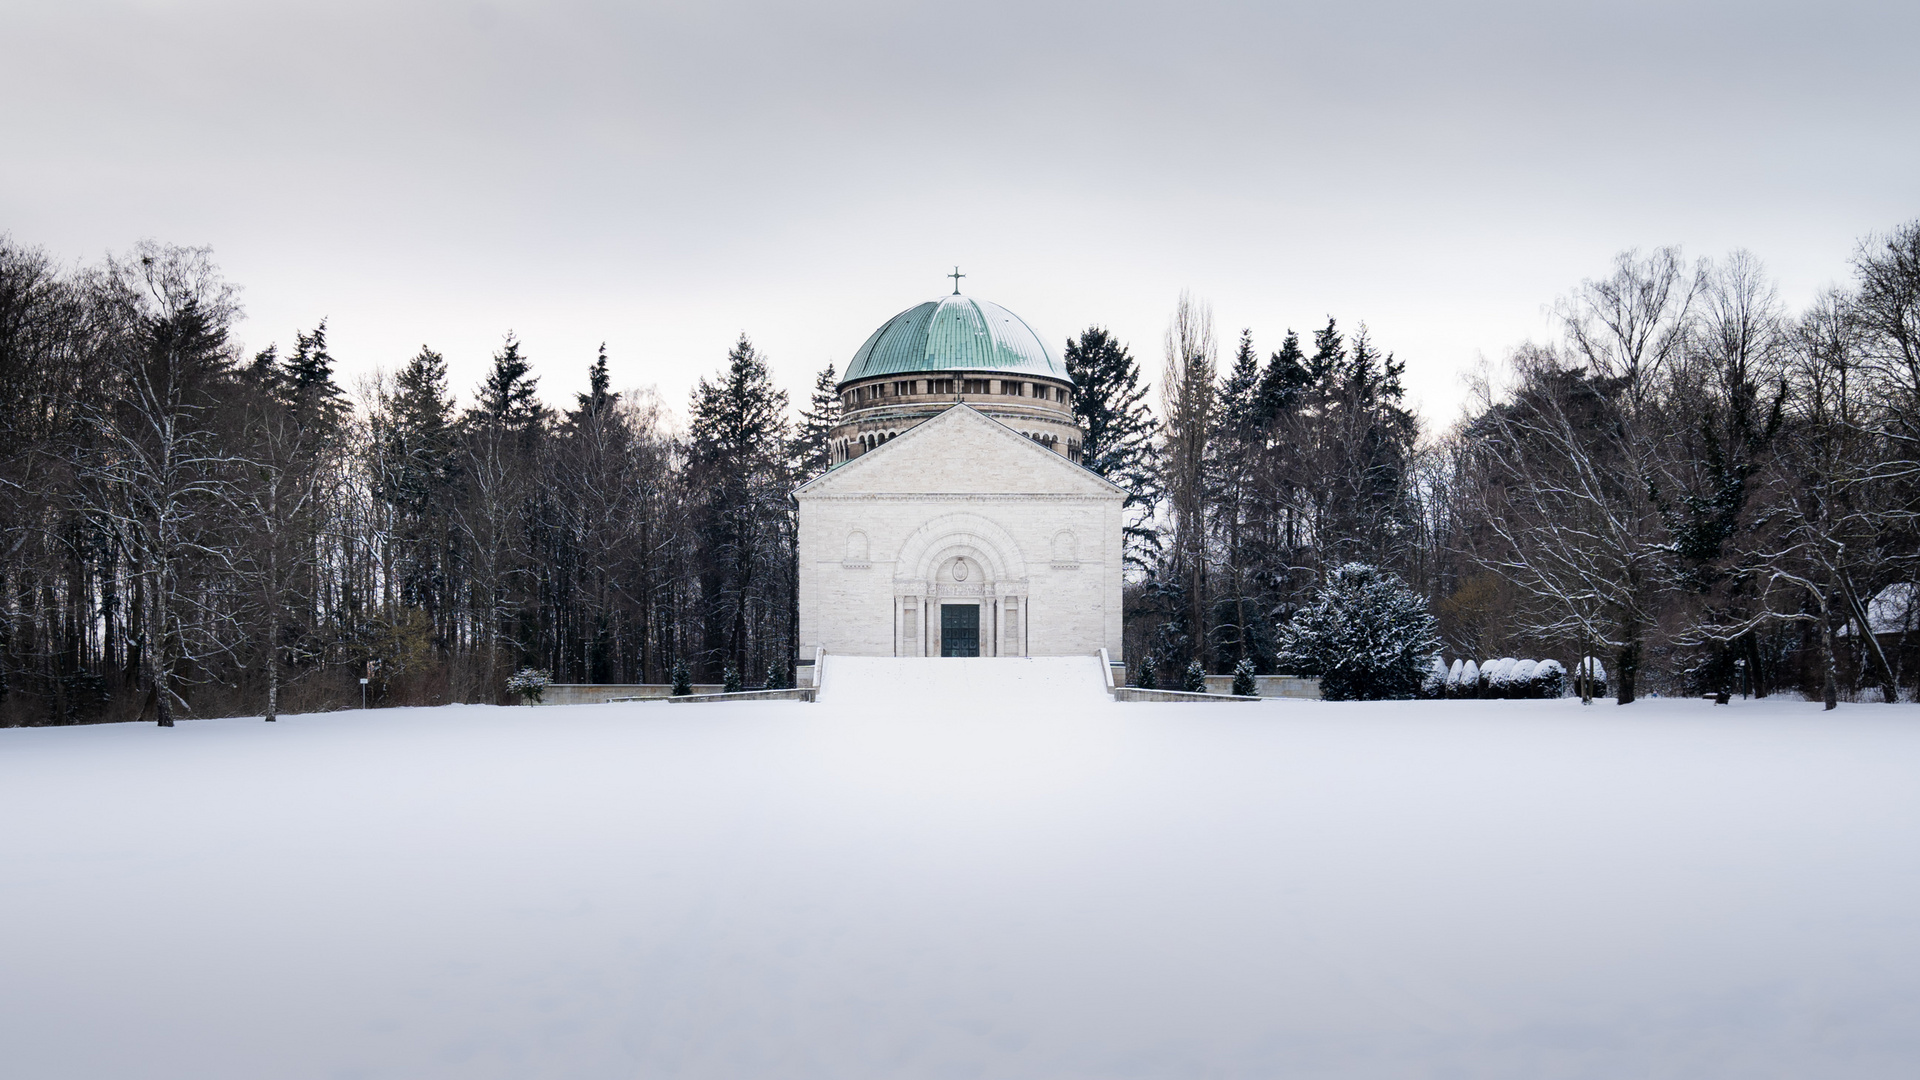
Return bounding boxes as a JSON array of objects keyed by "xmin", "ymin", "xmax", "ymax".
[
  {"xmin": 1200, "ymin": 675, "xmax": 1322, "ymax": 700},
  {"xmin": 1110, "ymin": 687, "xmax": 1258, "ymax": 703},
  {"xmin": 658, "ymin": 688, "xmax": 816, "ymax": 704},
  {"xmin": 541, "ymin": 683, "xmax": 723, "ymax": 705}
]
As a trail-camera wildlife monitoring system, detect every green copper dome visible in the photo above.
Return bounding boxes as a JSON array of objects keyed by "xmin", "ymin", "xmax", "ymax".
[{"xmin": 840, "ymin": 294, "xmax": 1068, "ymax": 387}]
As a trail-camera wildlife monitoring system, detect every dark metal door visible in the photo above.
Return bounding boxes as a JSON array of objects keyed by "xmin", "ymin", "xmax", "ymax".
[{"xmin": 940, "ymin": 604, "xmax": 979, "ymax": 657}]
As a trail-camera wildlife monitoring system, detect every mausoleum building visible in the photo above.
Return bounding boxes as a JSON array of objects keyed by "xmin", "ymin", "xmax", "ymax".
[{"xmin": 796, "ymin": 289, "xmax": 1126, "ymax": 665}]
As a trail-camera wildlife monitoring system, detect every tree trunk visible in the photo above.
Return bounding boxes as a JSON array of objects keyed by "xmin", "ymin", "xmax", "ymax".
[
  {"xmin": 1840, "ymin": 575, "xmax": 1898, "ymax": 703},
  {"xmin": 146, "ymin": 567, "xmax": 172, "ymax": 727},
  {"xmin": 1745, "ymin": 633, "xmax": 1768, "ymax": 698},
  {"xmin": 1616, "ymin": 634, "xmax": 1639, "ymax": 705},
  {"xmin": 265, "ymin": 540, "xmax": 279, "ymax": 721},
  {"xmin": 1820, "ymin": 615, "xmax": 1839, "ymax": 710},
  {"xmin": 265, "ymin": 645, "xmax": 279, "ymax": 722}
]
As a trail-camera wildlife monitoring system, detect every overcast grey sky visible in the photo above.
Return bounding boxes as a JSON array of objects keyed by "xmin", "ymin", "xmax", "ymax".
[{"xmin": 4, "ymin": 0, "xmax": 1915, "ymax": 426}]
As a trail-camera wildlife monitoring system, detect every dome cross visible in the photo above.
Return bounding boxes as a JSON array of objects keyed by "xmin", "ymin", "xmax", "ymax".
[{"xmin": 948, "ymin": 266, "xmax": 965, "ymax": 294}]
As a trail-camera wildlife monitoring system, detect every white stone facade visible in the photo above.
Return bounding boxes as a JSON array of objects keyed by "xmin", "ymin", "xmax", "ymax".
[{"xmin": 796, "ymin": 405, "xmax": 1126, "ymax": 662}]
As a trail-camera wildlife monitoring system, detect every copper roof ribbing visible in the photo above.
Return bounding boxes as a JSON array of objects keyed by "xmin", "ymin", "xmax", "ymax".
[{"xmin": 839, "ymin": 294, "xmax": 1069, "ymax": 386}]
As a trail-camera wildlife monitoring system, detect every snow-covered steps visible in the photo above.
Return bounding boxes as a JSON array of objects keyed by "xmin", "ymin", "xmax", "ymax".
[{"xmin": 819, "ymin": 655, "xmax": 1112, "ymax": 709}]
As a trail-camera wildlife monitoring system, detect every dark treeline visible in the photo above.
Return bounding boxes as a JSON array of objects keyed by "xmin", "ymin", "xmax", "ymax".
[
  {"xmin": 1101, "ymin": 224, "xmax": 1920, "ymax": 706},
  {"xmin": 3, "ymin": 222, "xmax": 1916, "ymax": 724},
  {"xmin": 0, "ymin": 240, "xmax": 809, "ymax": 725}
]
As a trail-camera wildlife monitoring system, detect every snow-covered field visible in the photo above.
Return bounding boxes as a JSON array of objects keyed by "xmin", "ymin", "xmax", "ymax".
[{"xmin": 4, "ymin": 657, "xmax": 1918, "ymax": 1079}]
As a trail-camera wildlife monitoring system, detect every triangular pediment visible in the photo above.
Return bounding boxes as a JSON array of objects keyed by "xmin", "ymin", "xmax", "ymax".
[{"xmin": 796, "ymin": 404, "xmax": 1126, "ymax": 498}]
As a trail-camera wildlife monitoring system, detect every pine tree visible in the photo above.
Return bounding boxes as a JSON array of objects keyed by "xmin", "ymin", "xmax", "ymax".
[
  {"xmin": 1231, "ymin": 657, "xmax": 1258, "ymax": 696},
  {"xmin": 1219, "ymin": 329, "xmax": 1263, "ymax": 440},
  {"xmin": 688, "ymin": 334, "xmax": 794, "ymax": 679},
  {"xmin": 1257, "ymin": 329, "xmax": 1311, "ymax": 424},
  {"xmin": 282, "ymin": 320, "xmax": 347, "ymax": 433},
  {"xmin": 1134, "ymin": 653, "xmax": 1159, "ymax": 690},
  {"xmin": 1064, "ymin": 326, "xmax": 1159, "ymax": 570},
  {"xmin": 458, "ymin": 334, "xmax": 550, "ymax": 693},
  {"xmin": 375, "ymin": 347, "xmax": 459, "ymax": 635},
  {"xmin": 466, "ymin": 333, "xmax": 550, "ymax": 440},
  {"xmin": 794, "ymin": 361, "xmax": 840, "ymax": 480},
  {"xmin": 570, "ymin": 342, "xmax": 618, "ymax": 423},
  {"xmin": 1211, "ymin": 329, "xmax": 1270, "ymax": 670},
  {"xmin": 1275, "ymin": 563, "xmax": 1441, "ymax": 701}
]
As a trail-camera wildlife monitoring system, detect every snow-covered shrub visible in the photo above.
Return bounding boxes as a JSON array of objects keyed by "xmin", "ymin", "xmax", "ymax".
[
  {"xmin": 505, "ymin": 668, "xmax": 551, "ymax": 705},
  {"xmin": 1135, "ymin": 653, "xmax": 1159, "ymax": 690},
  {"xmin": 670, "ymin": 658, "xmax": 693, "ymax": 697},
  {"xmin": 1419, "ymin": 656, "xmax": 1449, "ymax": 699},
  {"xmin": 1530, "ymin": 659, "xmax": 1568, "ymax": 699},
  {"xmin": 1459, "ymin": 659, "xmax": 1481, "ymax": 698},
  {"xmin": 1274, "ymin": 563, "xmax": 1442, "ymax": 701},
  {"xmin": 1574, "ymin": 656, "xmax": 1608, "ymax": 698},
  {"xmin": 1182, "ymin": 660, "xmax": 1208, "ymax": 694},
  {"xmin": 1231, "ymin": 658, "xmax": 1258, "ymax": 697},
  {"xmin": 722, "ymin": 665, "xmax": 743, "ymax": 694},
  {"xmin": 1445, "ymin": 659, "xmax": 1465, "ymax": 698},
  {"xmin": 1481, "ymin": 657, "xmax": 1515, "ymax": 698},
  {"xmin": 1510, "ymin": 659, "xmax": 1538, "ymax": 696}
]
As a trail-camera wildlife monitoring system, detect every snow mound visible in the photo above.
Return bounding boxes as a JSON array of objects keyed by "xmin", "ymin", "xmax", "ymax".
[{"xmin": 821, "ymin": 655, "xmax": 1111, "ymax": 709}]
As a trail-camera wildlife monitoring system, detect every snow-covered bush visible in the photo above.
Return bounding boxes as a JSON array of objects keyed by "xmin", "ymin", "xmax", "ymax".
[
  {"xmin": 722, "ymin": 665, "xmax": 743, "ymax": 694},
  {"xmin": 1481, "ymin": 657, "xmax": 1514, "ymax": 697},
  {"xmin": 1231, "ymin": 658, "xmax": 1258, "ymax": 697},
  {"xmin": 1182, "ymin": 660, "xmax": 1208, "ymax": 693},
  {"xmin": 1445, "ymin": 659, "xmax": 1465, "ymax": 698},
  {"xmin": 505, "ymin": 668, "xmax": 551, "ymax": 705},
  {"xmin": 1135, "ymin": 653, "xmax": 1159, "ymax": 690},
  {"xmin": 1459, "ymin": 659, "xmax": 1481, "ymax": 698},
  {"xmin": 1530, "ymin": 659, "xmax": 1568, "ymax": 699},
  {"xmin": 1509, "ymin": 659, "xmax": 1538, "ymax": 695},
  {"xmin": 1574, "ymin": 656, "xmax": 1608, "ymax": 699},
  {"xmin": 670, "ymin": 658, "xmax": 693, "ymax": 697},
  {"xmin": 1419, "ymin": 656, "xmax": 1449, "ymax": 699},
  {"xmin": 1274, "ymin": 563, "xmax": 1442, "ymax": 701}
]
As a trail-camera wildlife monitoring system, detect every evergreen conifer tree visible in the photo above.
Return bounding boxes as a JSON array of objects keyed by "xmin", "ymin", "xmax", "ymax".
[
  {"xmin": 282, "ymin": 320, "xmax": 347, "ymax": 432},
  {"xmin": 1134, "ymin": 652, "xmax": 1159, "ymax": 689},
  {"xmin": 570, "ymin": 342, "xmax": 617, "ymax": 423},
  {"xmin": 466, "ymin": 333, "xmax": 550, "ymax": 440},
  {"xmin": 1275, "ymin": 563, "xmax": 1441, "ymax": 700},
  {"xmin": 1065, "ymin": 327, "xmax": 1160, "ymax": 570},
  {"xmin": 1257, "ymin": 329, "xmax": 1312, "ymax": 424},
  {"xmin": 688, "ymin": 334, "xmax": 793, "ymax": 679},
  {"xmin": 670, "ymin": 657, "xmax": 692, "ymax": 696},
  {"xmin": 1232, "ymin": 657, "xmax": 1258, "ymax": 696},
  {"xmin": 1211, "ymin": 329, "xmax": 1270, "ymax": 670},
  {"xmin": 378, "ymin": 346, "xmax": 460, "ymax": 625},
  {"xmin": 1182, "ymin": 659, "xmax": 1208, "ymax": 693},
  {"xmin": 1219, "ymin": 329, "xmax": 1264, "ymax": 440},
  {"xmin": 794, "ymin": 362, "xmax": 840, "ymax": 480}
]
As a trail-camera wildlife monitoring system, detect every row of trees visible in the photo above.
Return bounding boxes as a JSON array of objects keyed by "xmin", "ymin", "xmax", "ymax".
[
  {"xmin": 0, "ymin": 239, "xmax": 809, "ymax": 724},
  {"xmin": 1095, "ymin": 223, "xmax": 1920, "ymax": 706},
  {"xmin": 3, "ymin": 219, "xmax": 1914, "ymax": 723}
]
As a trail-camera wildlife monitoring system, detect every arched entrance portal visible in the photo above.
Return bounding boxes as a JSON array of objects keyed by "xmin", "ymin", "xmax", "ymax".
[{"xmin": 893, "ymin": 513, "xmax": 1028, "ymax": 657}]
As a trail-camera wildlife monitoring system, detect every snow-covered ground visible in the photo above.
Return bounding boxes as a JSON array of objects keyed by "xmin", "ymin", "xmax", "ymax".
[{"xmin": 3, "ymin": 659, "xmax": 1918, "ymax": 1079}]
